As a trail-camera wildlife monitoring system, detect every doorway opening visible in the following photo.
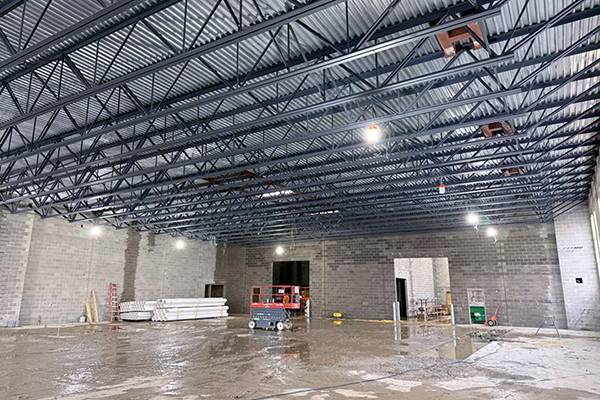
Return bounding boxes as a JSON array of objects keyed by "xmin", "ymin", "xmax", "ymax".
[
  {"xmin": 205, "ymin": 283, "xmax": 225, "ymax": 298},
  {"xmin": 272, "ymin": 261, "xmax": 309, "ymax": 286},
  {"xmin": 393, "ymin": 257, "xmax": 451, "ymax": 321},
  {"xmin": 273, "ymin": 261, "xmax": 309, "ymax": 314},
  {"xmin": 396, "ymin": 278, "xmax": 408, "ymax": 319}
]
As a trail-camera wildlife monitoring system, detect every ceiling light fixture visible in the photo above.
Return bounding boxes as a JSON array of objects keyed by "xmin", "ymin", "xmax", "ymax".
[
  {"xmin": 89, "ymin": 225, "xmax": 103, "ymax": 237},
  {"xmin": 274, "ymin": 245, "xmax": 285, "ymax": 256},
  {"xmin": 260, "ymin": 190, "xmax": 294, "ymax": 199},
  {"xmin": 364, "ymin": 124, "xmax": 382, "ymax": 144},
  {"xmin": 175, "ymin": 239, "xmax": 186, "ymax": 250},
  {"xmin": 466, "ymin": 213, "xmax": 480, "ymax": 226},
  {"xmin": 308, "ymin": 209, "xmax": 339, "ymax": 216},
  {"xmin": 486, "ymin": 227, "xmax": 497, "ymax": 238}
]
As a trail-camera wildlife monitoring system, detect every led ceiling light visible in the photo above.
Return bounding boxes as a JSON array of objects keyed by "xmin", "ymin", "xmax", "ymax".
[
  {"xmin": 175, "ymin": 239, "xmax": 186, "ymax": 250},
  {"xmin": 308, "ymin": 209, "xmax": 339, "ymax": 216},
  {"xmin": 466, "ymin": 213, "xmax": 480, "ymax": 225},
  {"xmin": 486, "ymin": 227, "xmax": 497, "ymax": 238},
  {"xmin": 260, "ymin": 190, "xmax": 293, "ymax": 199},
  {"xmin": 89, "ymin": 225, "xmax": 103, "ymax": 237},
  {"xmin": 364, "ymin": 124, "xmax": 382, "ymax": 144},
  {"xmin": 274, "ymin": 245, "xmax": 285, "ymax": 255}
]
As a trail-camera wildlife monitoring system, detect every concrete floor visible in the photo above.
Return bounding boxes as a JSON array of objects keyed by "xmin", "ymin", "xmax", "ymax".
[{"xmin": 1, "ymin": 317, "xmax": 599, "ymax": 399}]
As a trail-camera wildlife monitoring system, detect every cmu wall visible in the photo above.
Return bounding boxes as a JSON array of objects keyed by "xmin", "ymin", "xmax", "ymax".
[
  {"xmin": 0, "ymin": 213, "xmax": 34, "ymax": 327},
  {"xmin": 393, "ymin": 258, "xmax": 450, "ymax": 317},
  {"xmin": 217, "ymin": 223, "xmax": 567, "ymax": 328},
  {"xmin": 394, "ymin": 258, "xmax": 435, "ymax": 317},
  {"xmin": 0, "ymin": 212, "xmax": 216, "ymax": 326},
  {"xmin": 554, "ymin": 205, "xmax": 600, "ymax": 330},
  {"xmin": 214, "ymin": 245, "xmax": 247, "ymax": 314}
]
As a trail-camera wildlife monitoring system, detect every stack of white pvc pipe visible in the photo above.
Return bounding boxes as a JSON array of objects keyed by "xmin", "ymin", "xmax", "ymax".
[
  {"xmin": 152, "ymin": 298, "xmax": 228, "ymax": 321},
  {"xmin": 120, "ymin": 301, "xmax": 156, "ymax": 321}
]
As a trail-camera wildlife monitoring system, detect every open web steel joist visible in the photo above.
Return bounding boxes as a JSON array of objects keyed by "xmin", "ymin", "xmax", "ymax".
[{"xmin": 0, "ymin": 0, "xmax": 598, "ymax": 244}]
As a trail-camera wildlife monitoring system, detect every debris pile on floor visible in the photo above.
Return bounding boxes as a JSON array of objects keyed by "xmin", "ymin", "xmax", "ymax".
[
  {"xmin": 120, "ymin": 301, "xmax": 156, "ymax": 321},
  {"xmin": 469, "ymin": 330, "xmax": 499, "ymax": 342},
  {"xmin": 152, "ymin": 298, "xmax": 229, "ymax": 321}
]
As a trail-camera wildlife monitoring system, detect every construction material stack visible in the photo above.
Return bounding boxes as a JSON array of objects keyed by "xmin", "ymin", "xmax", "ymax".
[
  {"xmin": 152, "ymin": 298, "xmax": 228, "ymax": 321},
  {"xmin": 120, "ymin": 301, "xmax": 156, "ymax": 321}
]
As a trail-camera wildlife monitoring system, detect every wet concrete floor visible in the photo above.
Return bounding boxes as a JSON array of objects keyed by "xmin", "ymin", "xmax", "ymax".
[{"xmin": 1, "ymin": 316, "xmax": 599, "ymax": 399}]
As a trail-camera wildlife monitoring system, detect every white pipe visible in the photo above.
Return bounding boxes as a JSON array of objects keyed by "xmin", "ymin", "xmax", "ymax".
[{"xmin": 156, "ymin": 298, "xmax": 226, "ymax": 308}]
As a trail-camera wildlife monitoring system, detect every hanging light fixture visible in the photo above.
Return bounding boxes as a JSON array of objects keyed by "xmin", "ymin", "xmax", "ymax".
[
  {"xmin": 466, "ymin": 213, "xmax": 480, "ymax": 226},
  {"xmin": 174, "ymin": 239, "xmax": 186, "ymax": 250},
  {"xmin": 364, "ymin": 124, "xmax": 382, "ymax": 144},
  {"xmin": 89, "ymin": 225, "xmax": 103, "ymax": 237},
  {"xmin": 274, "ymin": 245, "xmax": 285, "ymax": 255}
]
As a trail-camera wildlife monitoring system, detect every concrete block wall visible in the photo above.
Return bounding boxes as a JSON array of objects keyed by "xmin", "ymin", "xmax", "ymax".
[
  {"xmin": 433, "ymin": 258, "xmax": 451, "ymax": 304},
  {"xmin": 216, "ymin": 223, "xmax": 567, "ymax": 328},
  {"xmin": 0, "ymin": 212, "xmax": 34, "ymax": 327},
  {"xmin": 214, "ymin": 245, "xmax": 247, "ymax": 314},
  {"xmin": 0, "ymin": 213, "xmax": 217, "ymax": 326},
  {"xmin": 554, "ymin": 205, "xmax": 600, "ymax": 330},
  {"xmin": 19, "ymin": 217, "xmax": 128, "ymax": 325},
  {"xmin": 394, "ymin": 258, "xmax": 436, "ymax": 317},
  {"xmin": 134, "ymin": 233, "xmax": 216, "ymax": 300}
]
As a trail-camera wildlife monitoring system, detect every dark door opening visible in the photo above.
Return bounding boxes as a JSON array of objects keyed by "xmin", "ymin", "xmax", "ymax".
[
  {"xmin": 273, "ymin": 261, "xmax": 309, "ymax": 314},
  {"xmin": 272, "ymin": 261, "xmax": 309, "ymax": 286},
  {"xmin": 205, "ymin": 284, "xmax": 224, "ymax": 298},
  {"xmin": 396, "ymin": 278, "xmax": 408, "ymax": 319}
]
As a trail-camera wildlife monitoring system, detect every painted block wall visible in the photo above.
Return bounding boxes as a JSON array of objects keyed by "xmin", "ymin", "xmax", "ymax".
[
  {"xmin": 393, "ymin": 258, "xmax": 450, "ymax": 317},
  {"xmin": 394, "ymin": 258, "xmax": 435, "ymax": 317},
  {"xmin": 554, "ymin": 205, "xmax": 600, "ymax": 330},
  {"xmin": 433, "ymin": 258, "xmax": 451, "ymax": 304},
  {"xmin": 0, "ymin": 213, "xmax": 217, "ymax": 326},
  {"xmin": 0, "ymin": 212, "xmax": 34, "ymax": 327},
  {"xmin": 216, "ymin": 223, "xmax": 567, "ymax": 328}
]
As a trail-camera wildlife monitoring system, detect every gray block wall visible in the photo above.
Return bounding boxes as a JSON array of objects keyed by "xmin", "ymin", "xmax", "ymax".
[
  {"xmin": 216, "ymin": 223, "xmax": 567, "ymax": 328},
  {"xmin": 19, "ymin": 216, "xmax": 128, "ymax": 325},
  {"xmin": 0, "ymin": 213, "xmax": 217, "ymax": 326},
  {"xmin": 0, "ymin": 212, "xmax": 34, "ymax": 327},
  {"xmin": 134, "ymin": 232, "xmax": 216, "ymax": 300},
  {"xmin": 554, "ymin": 205, "xmax": 600, "ymax": 330},
  {"xmin": 214, "ymin": 245, "xmax": 247, "ymax": 314}
]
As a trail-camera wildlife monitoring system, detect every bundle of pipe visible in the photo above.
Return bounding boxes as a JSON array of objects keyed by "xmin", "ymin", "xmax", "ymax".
[
  {"xmin": 120, "ymin": 301, "xmax": 156, "ymax": 312},
  {"xmin": 120, "ymin": 301, "xmax": 156, "ymax": 321},
  {"xmin": 120, "ymin": 311, "xmax": 153, "ymax": 321},
  {"xmin": 152, "ymin": 298, "xmax": 228, "ymax": 321}
]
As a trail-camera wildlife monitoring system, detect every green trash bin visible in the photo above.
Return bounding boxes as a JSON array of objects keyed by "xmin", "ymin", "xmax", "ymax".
[{"xmin": 469, "ymin": 306, "xmax": 486, "ymax": 324}]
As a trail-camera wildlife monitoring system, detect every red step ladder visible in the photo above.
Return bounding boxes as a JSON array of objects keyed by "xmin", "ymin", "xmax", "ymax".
[{"xmin": 107, "ymin": 283, "xmax": 120, "ymax": 322}]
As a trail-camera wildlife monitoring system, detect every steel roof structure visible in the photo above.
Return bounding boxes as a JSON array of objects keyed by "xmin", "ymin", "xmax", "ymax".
[{"xmin": 0, "ymin": 0, "xmax": 598, "ymax": 244}]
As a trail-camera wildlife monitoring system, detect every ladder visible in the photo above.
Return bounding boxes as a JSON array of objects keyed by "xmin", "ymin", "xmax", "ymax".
[{"xmin": 107, "ymin": 283, "xmax": 120, "ymax": 322}]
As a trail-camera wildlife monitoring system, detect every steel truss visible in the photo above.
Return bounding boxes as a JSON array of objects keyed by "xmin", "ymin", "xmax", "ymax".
[{"xmin": 0, "ymin": 0, "xmax": 598, "ymax": 243}]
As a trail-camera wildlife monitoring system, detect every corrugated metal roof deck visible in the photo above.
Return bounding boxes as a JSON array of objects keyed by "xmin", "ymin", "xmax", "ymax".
[{"xmin": 0, "ymin": 0, "xmax": 598, "ymax": 243}]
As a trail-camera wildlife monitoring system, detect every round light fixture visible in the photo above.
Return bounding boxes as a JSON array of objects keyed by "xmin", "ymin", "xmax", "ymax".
[
  {"xmin": 486, "ymin": 227, "xmax": 497, "ymax": 238},
  {"xmin": 466, "ymin": 213, "xmax": 480, "ymax": 225},
  {"xmin": 364, "ymin": 124, "xmax": 382, "ymax": 144},
  {"xmin": 175, "ymin": 239, "xmax": 186, "ymax": 250},
  {"xmin": 274, "ymin": 245, "xmax": 285, "ymax": 256},
  {"xmin": 89, "ymin": 225, "xmax": 103, "ymax": 237}
]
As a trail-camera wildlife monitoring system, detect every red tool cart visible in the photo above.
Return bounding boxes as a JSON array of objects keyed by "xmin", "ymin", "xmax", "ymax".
[{"xmin": 248, "ymin": 285, "xmax": 300, "ymax": 330}]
